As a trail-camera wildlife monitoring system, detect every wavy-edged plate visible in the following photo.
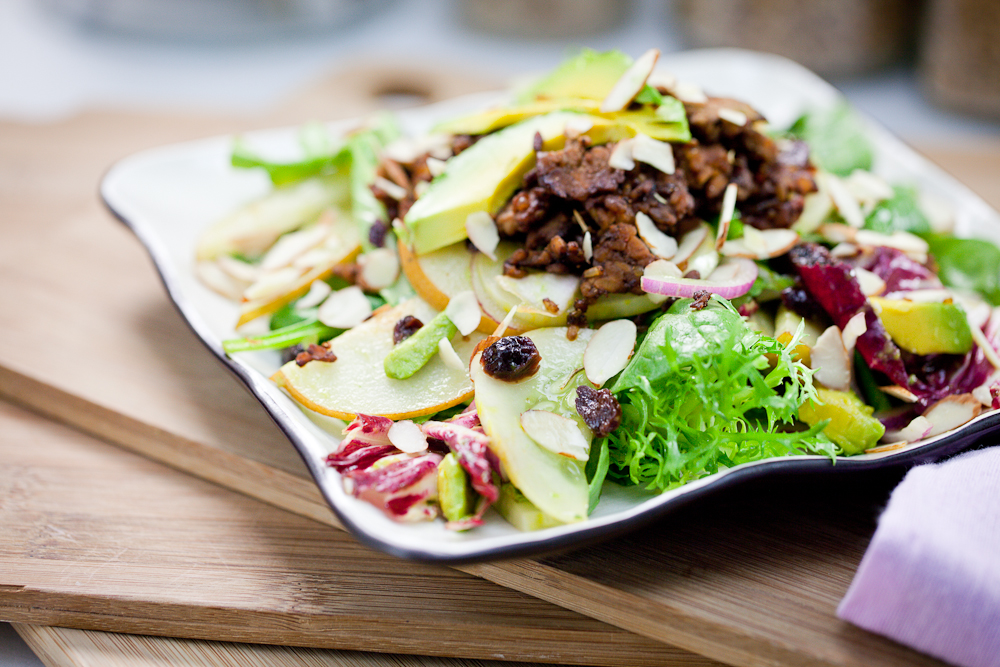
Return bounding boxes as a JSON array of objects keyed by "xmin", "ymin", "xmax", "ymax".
[{"xmin": 101, "ymin": 49, "xmax": 1000, "ymax": 563}]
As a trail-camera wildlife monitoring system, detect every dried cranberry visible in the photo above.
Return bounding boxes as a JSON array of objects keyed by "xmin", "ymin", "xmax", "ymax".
[
  {"xmin": 481, "ymin": 336, "xmax": 541, "ymax": 382},
  {"xmin": 392, "ymin": 315, "xmax": 424, "ymax": 344},
  {"xmin": 575, "ymin": 385, "xmax": 621, "ymax": 437}
]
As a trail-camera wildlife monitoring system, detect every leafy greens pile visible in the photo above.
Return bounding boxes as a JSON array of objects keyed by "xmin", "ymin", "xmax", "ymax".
[{"xmin": 606, "ymin": 298, "xmax": 837, "ymax": 492}]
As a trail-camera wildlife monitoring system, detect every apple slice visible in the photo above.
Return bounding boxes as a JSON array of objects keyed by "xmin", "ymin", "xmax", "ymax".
[
  {"xmin": 471, "ymin": 327, "xmax": 595, "ymax": 524},
  {"xmin": 273, "ymin": 298, "xmax": 484, "ymax": 420},
  {"xmin": 398, "ymin": 238, "xmax": 493, "ymax": 333}
]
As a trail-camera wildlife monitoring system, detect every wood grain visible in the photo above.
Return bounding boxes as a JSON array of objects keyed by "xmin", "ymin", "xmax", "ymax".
[
  {"xmin": 12, "ymin": 624, "xmax": 589, "ymax": 667},
  {"xmin": 2, "ymin": 64, "xmax": 988, "ymax": 666},
  {"xmin": 0, "ymin": 400, "xmax": 694, "ymax": 666}
]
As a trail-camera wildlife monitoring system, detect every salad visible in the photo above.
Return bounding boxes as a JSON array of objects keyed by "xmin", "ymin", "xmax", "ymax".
[{"xmin": 195, "ymin": 49, "xmax": 1000, "ymax": 532}]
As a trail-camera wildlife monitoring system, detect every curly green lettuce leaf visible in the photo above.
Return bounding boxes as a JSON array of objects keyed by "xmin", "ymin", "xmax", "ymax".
[{"xmin": 608, "ymin": 298, "xmax": 835, "ymax": 492}]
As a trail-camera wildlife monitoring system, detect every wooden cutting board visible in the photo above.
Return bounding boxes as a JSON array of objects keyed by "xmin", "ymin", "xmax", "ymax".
[
  {"xmin": 3, "ymin": 63, "xmax": 988, "ymax": 666},
  {"xmin": 0, "ymin": 397, "xmax": 692, "ymax": 667}
]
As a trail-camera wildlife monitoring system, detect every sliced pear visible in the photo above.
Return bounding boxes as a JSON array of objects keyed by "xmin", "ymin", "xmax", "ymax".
[
  {"xmin": 398, "ymin": 238, "xmax": 494, "ymax": 333},
  {"xmin": 273, "ymin": 298, "xmax": 483, "ymax": 420},
  {"xmin": 471, "ymin": 327, "xmax": 594, "ymax": 524},
  {"xmin": 196, "ymin": 176, "xmax": 350, "ymax": 261},
  {"xmin": 236, "ymin": 216, "xmax": 361, "ymax": 327}
]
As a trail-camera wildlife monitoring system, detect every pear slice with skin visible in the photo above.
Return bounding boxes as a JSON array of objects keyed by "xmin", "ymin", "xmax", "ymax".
[
  {"xmin": 273, "ymin": 298, "xmax": 484, "ymax": 420},
  {"xmin": 398, "ymin": 238, "xmax": 494, "ymax": 333},
  {"xmin": 471, "ymin": 327, "xmax": 594, "ymax": 524}
]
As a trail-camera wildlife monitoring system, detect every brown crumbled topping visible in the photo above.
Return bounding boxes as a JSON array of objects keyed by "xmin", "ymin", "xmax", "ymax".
[
  {"xmin": 575, "ymin": 385, "xmax": 622, "ymax": 437},
  {"xmin": 451, "ymin": 134, "xmax": 479, "ymax": 155},
  {"xmin": 481, "ymin": 336, "xmax": 541, "ymax": 382},
  {"xmin": 541, "ymin": 298, "xmax": 560, "ymax": 314},
  {"xmin": 295, "ymin": 342, "xmax": 337, "ymax": 367},
  {"xmin": 392, "ymin": 315, "xmax": 424, "ymax": 344},
  {"xmin": 690, "ymin": 290, "xmax": 712, "ymax": 311}
]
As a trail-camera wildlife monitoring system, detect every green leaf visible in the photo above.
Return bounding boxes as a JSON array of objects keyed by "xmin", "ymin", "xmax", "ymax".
[
  {"xmin": 347, "ymin": 113, "xmax": 401, "ymax": 251},
  {"xmin": 222, "ymin": 319, "xmax": 341, "ymax": 354},
  {"xmin": 635, "ymin": 84, "xmax": 663, "ymax": 106},
  {"xmin": 586, "ymin": 438, "xmax": 611, "ymax": 515},
  {"xmin": 231, "ymin": 138, "xmax": 349, "ymax": 186},
  {"xmin": 787, "ymin": 104, "xmax": 873, "ymax": 177},
  {"xmin": 864, "ymin": 186, "xmax": 931, "ymax": 235},
  {"xmin": 923, "ymin": 233, "xmax": 1000, "ymax": 305},
  {"xmin": 608, "ymin": 298, "xmax": 835, "ymax": 492}
]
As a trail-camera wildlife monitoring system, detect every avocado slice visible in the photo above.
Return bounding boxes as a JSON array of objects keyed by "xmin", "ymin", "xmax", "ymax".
[
  {"xmin": 517, "ymin": 48, "xmax": 632, "ymax": 103},
  {"xmin": 870, "ymin": 297, "xmax": 973, "ymax": 355},
  {"xmin": 798, "ymin": 388, "xmax": 885, "ymax": 455},
  {"xmin": 402, "ymin": 112, "xmax": 630, "ymax": 255}
]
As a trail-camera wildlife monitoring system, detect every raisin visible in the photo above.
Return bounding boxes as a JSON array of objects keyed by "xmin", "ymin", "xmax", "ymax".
[
  {"xmin": 392, "ymin": 315, "xmax": 424, "ymax": 344},
  {"xmin": 481, "ymin": 336, "xmax": 541, "ymax": 382},
  {"xmin": 575, "ymin": 385, "xmax": 621, "ymax": 436},
  {"xmin": 368, "ymin": 220, "xmax": 389, "ymax": 248}
]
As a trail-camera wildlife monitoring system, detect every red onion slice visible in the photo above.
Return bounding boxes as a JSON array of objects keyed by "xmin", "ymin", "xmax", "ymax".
[{"xmin": 641, "ymin": 257, "xmax": 758, "ymax": 300}]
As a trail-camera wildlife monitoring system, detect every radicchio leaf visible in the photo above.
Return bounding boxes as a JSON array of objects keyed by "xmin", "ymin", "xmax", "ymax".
[
  {"xmin": 345, "ymin": 453, "xmax": 443, "ymax": 522},
  {"xmin": 852, "ymin": 246, "xmax": 940, "ymax": 296},
  {"xmin": 326, "ymin": 413, "xmax": 396, "ymax": 472},
  {"xmin": 422, "ymin": 420, "xmax": 500, "ymax": 504},
  {"xmin": 790, "ymin": 243, "xmax": 914, "ymax": 391}
]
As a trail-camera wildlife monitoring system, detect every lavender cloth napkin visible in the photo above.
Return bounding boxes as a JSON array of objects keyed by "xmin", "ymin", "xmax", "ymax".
[{"xmin": 838, "ymin": 446, "xmax": 1000, "ymax": 667}]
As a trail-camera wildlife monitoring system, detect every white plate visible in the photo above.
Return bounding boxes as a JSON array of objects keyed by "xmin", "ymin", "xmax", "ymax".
[{"xmin": 101, "ymin": 49, "xmax": 1000, "ymax": 563}]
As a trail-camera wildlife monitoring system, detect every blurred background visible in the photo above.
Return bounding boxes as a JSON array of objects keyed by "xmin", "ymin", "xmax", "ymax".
[{"xmin": 3, "ymin": 0, "xmax": 1000, "ymax": 147}]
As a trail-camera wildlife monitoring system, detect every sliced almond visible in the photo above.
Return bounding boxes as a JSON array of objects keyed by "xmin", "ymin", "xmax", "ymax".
[
  {"xmin": 600, "ymin": 48, "xmax": 660, "ymax": 113},
  {"xmin": 823, "ymin": 172, "xmax": 864, "ymax": 228},
  {"xmin": 492, "ymin": 304, "xmax": 520, "ymax": 338},
  {"xmin": 841, "ymin": 311, "xmax": 867, "ymax": 353},
  {"xmin": 923, "ymin": 394, "xmax": 982, "ymax": 438},
  {"xmin": 297, "ymin": 279, "xmax": 333, "ymax": 309},
  {"xmin": 445, "ymin": 290, "xmax": 482, "ymax": 336},
  {"xmin": 819, "ymin": 223, "xmax": 857, "ymax": 244},
  {"xmin": 583, "ymin": 231, "xmax": 593, "ymax": 262},
  {"xmin": 717, "ymin": 108, "xmax": 748, "ymax": 126},
  {"xmin": 608, "ymin": 139, "xmax": 636, "ymax": 171},
  {"xmin": 243, "ymin": 266, "xmax": 305, "ymax": 301},
  {"xmin": 564, "ymin": 116, "xmax": 594, "ymax": 136},
  {"xmin": 715, "ymin": 183, "xmax": 738, "ymax": 250},
  {"xmin": 793, "ymin": 186, "xmax": 834, "ymax": 235},
  {"xmin": 643, "ymin": 258, "xmax": 683, "ymax": 280},
  {"xmin": 880, "ymin": 385, "xmax": 919, "ymax": 403},
  {"xmin": 670, "ymin": 80, "xmax": 707, "ymax": 104},
  {"xmin": 810, "ymin": 325, "xmax": 850, "ymax": 391},
  {"xmin": 217, "ymin": 255, "xmax": 261, "ymax": 283},
  {"xmin": 519, "ymin": 410, "xmax": 590, "ymax": 461},
  {"xmin": 855, "ymin": 230, "xmax": 929, "ymax": 255},
  {"xmin": 631, "ymin": 134, "xmax": 675, "ymax": 175},
  {"xmin": 387, "ymin": 420, "xmax": 429, "ymax": 454},
  {"xmin": 293, "ymin": 247, "xmax": 339, "ymax": 270},
  {"xmin": 636, "ymin": 211, "xmax": 678, "ymax": 259},
  {"xmin": 854, "ymin": 267, "xmax": 886, "ymax": 296},
  {"xmin": 196, "ymin": 260, "xmax": 246, "ymax": 300},
  {"xmin": 720, "ymin": 228, "xmax": 799, "ymax": 260},
  {"xmin": 673, "ymin": 223, "xmax": 709, "ymax": 265},
  {"xmin": 260, "ymin": 223, "xmax": 331, "ymax": 271},
  {"xmin": 437, "ymin": 336, "xmax": 467, "ymax": 374},
  {"xmin": 882, "ymin": 416, "xmax": 933, "ymax": 444},
  {"xmin": 584, "ymin": 319, "xmax": 637, "ymax": 387},
  {"xmin": 972, "ymin": 371, "xmax": 1000, "ymax": 407},
  {"xmin": 465, "ymin": 211, "xmax": 500, "ymax": 261},
  {"xmin": 830, "ymin": 242, "xmax": 860, "ymax": 258},
  {"xmin": 898, "ymin": 288, "xmax": 952, "ymax": 303},
  {"xmin": 358, "ymin": 248, "xmax": 400, "ymax": 291},
  {"xmin": 373, "ymin": 176, "xmax": 408, "ymax": 202},
  {"xmin": 970, "ymin": 324, "xmax": 1000, "ymax": 372},
  {"xmin": 425, "ymin": 156, "xmax": 448, "ymax": 177},
  {"xmin": 919, "ymin": 191, "xmax": 955, "ymax": 234},
  {"xmin": 646, "ymin": 69, "xmax": 676, "ymax": 90},
  {"xmin": 317, "ymin": 285, "xmax": 372, "ymax": 329},
  {"xmin": 845, "ymin": 169, "xmax": 894, "ymax": 205}
]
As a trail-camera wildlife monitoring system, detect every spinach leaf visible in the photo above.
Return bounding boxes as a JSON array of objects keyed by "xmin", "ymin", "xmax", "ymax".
[
  {"xmin": 864, "ymin": 186, "xmax": 931, "ymax": 235},
  {"xmin": 923, "ymin": 233, "xmax": 1000, "ymax": 305},
  {"xmin": 787, "ymin": 104, "xmax": 873, "ymax": 177}
]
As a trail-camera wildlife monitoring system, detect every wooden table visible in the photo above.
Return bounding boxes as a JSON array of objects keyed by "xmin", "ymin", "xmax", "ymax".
[{"xmin": 4, "ymin": 63, "xmax": 998, "ymax": 667}]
